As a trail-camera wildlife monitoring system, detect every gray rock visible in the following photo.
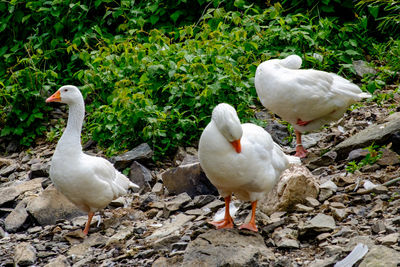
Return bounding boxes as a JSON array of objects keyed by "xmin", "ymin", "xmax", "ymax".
[
  {"xmin": 152, "ymin": 234, "xmax": 181, "ymax": 250},
  {"xmin": 372, "ymin": 221, "xmax": 386, "ymax": 234},
  {"xmin": 0, "ymin": 163, "xmax": 19, "ymax": 177},
  {"xmin": 26, "ymin": 185, "xmax": 84, "ymax": 225},
  {"xmin": 14, "ymin": 242, "xmax": 37, "ymax": 266},
  {"xmin": 295, "ymin": 204, "xmax": 314, "ymax": 212},
  {"xmin": 165, "ymin": 193, "xmax": 192, "ymax": 211},
  {"xmin": 377, "ymin": 233, "xmax": 399, "ymax": 246},
  {"xmin": 335, "ymin": 112, "xmax": 400, "ymax": 159},
  {"xmin": 347, "ymin": 148, "xmax": 370, "ymax": 161},
  {"xmin": 264, "ymin": 120, "xmax": 291, "ymax": 146},
  {"xmin": 29, "ymin": 162, "xmax": 50, "ymax": 179},
  {"xmin": 323, "ymin": 245, "xmax": 343, "ymax": 256},
  {"xmin": 332, "ymin": 208, "xmax": 347, "ymax": 221},
  {"xmin": 353, "ymin": 60, "xmax": 377, "ymax": 77},
  {"xmin": 162, "ymin": 162, "xmax": 217, "ymax": 198},
  {"xmin": 106, "ymin": 228, "xmax": 133, "ymax": 247},
  {"xmin": 320, "ymin": 180, "xmax": 338, "ymax": 192},
  {"xmin": 359, "ymin": 245, "xmax": 400, "ymax": 267},
  {"xmin": 5, "ymin": 199, "xmax": 30, "ymax": 232},
  {"xmin": 110, "ymin": 143, "xmax": 153, "ymax": 170},
  {"xmin": 44, "ymin": 255, "xmax": 70, "ymax": 267},
  {"xmin": 307, "ymin": 151, "xmax": 337, "ymax": 169},
  {"xmin": 308, "ymin": 255, "xmax": 339, "ymax": 267},
  {"xmin": 260, "ymin": 164, "xmax": 319, "ymax": 215},
  {"xmin": 292, "ymin": 132, "xmax": 325, "ymax": 149},
  {"xmin": 0, "ymin": 157, "xmax": 15, "ymax": 168},
  {"xmin": 183, "ymin": 229, "xmax": 276, "ymax": 266},
  {"xmin": 300, "ymin": 213, "xmax": 336, "ymax": 237},
  {"xmin": 147, "ymin": 213, "xmax": 195, "ymax": 240},
  {"xmin": 377, "ymin": 148, "xmax": 400, "ymax": 166},
  {"xmin": 272, "ymin": 228, "xmax": 300, "ymax": 249},
  {"xmin": 129, "ymin": 161, "xmax": 152, "ymax": 193},
  {"xmin": 305, "ymin": 197, "xmax": 320, "ymax": 207},
  {"xmin": 151, "ymin": 182, "xmax": 164, "ymax": 195}
]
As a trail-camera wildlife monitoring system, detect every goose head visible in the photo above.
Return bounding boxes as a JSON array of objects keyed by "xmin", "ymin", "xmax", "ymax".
[
  {"xmin": 280, "ymin": 55, "xmax": 302, "ymax": 69},
  {"xmin": 46, "ymin": 85, "xmax": 83, "ymax": 105},
  {"xmin": 211, "ymin": 103, "xmax": 242, "ymax": 153}
]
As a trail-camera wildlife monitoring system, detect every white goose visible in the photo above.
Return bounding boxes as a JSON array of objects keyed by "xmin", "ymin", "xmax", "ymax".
[
  {"xmin": 46, "ymin": 85, "xmax": 139, "ymax": 235},
  {"xmin": 198, "ymin": 103, "xmax": 299, "ymax": 232},
  {"xmin": 255, "ymin": 55, "xmax": 371, "ymax": 158}
]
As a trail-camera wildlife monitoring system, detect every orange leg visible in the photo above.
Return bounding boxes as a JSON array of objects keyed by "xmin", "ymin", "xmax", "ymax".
[
  {"xmin": 294, "ymin": 130, "xmax": 308, "ymax": 158},
  {"xmin": 83, "ymin": 212, "xmax": 94, "ymax": 235},
  {"xmin": 210, "ymin": 196, "xmax": 234, "ymax": 229},
  {"xmin": 239, "ymin": 201, "xmax": 258, "ymax": 232}
]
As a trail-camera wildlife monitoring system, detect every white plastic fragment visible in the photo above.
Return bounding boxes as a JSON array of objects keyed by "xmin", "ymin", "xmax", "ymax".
[
  {"xmin": 334, "ymin": 243, "xmax": 368, "ymax": 267},
  {"xmin": 213, "ymin": 202, "xmax": 239, "ymax": 222},
  {"xmin": 363, "ymin": 180, "xmax": 377, "ymax": 190}
]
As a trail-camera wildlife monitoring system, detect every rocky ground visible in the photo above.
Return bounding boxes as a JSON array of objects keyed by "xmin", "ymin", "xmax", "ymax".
[{"xmin": 1, "ymin": 75, "xmax": 400, "ymax": 265}]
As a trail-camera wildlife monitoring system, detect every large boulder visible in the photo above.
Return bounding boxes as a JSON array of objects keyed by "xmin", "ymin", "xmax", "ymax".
[
  {"xmin": 183, "ymin": 229, "xmax": 276, "ymax": 266},
  {"xmin": 260, "ymin": 164, "xmax": 319, "ymax": 215},
  {"xmin": 110, "ymin": 143, "xmax": 153, "ymax": 170},
  {"xmin": 26, "ymin": 185, "xmax": 84, "ymax": 225},
  {"xmin": 334, "ymin": 112, "xmax": 400, "ymax": 159},
  {"xmin": 162, "ymin": 161, "xmax": 218, "ymax": 198}
]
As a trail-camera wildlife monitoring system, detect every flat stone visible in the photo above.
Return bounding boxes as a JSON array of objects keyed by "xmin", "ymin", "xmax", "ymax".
[
  {"xmin": 305, "ymin": 197, "xmax": 320, "ymax": 207},
  {"xmin": 5, "ymin": 199, "xmax": 30, "ymax": 232},
  {"xmin": 319, "ymin": 188, "xmax": 334, "ymax": 202},
  {"xmin": 300, "ymin": 213, "xmax": 336, "ymax": 237},
  {"xmin": 308, "ymin": 255, "xmax": 339, "ymax": 267},
  {"xmin": 183, "ymin": 229, "xmax": 276, "ymax": 266},
  {"xmin": 372, "ymin": 185, "xmax": 389, "ymax": 194},
  {"xmin": 0, "ymin": 163, "xmax": 19, "ymax": 177},
  {"xmin": 44, "ymin": 255, "xmax": 70, "ymax": 267},
  {"xmin": 377, "ymin": 148, "xmax": 400, "ymax": 166},
  {"xmin": 320, "ymin": 180, "xmax": 338, "ymax": 191},
  {"xmin": 272, "ymin": 228, "xmax": 300, "ymax": 249},
  {"xmin": 323, "ymin": 245, "xmax": 343, "ymax": 256},
  {"xmin": 106, "ymin": 228, "xmax": 133, "ymax": 246},
  {"xmin": 359, "ymin": 245, "xmax": 400, "ymax": 267},
  {"xmin": 372, "ymin": 221, "xmax": 386, "ymax": 234},
  {"xmin": 162, "ymin": 162, "xmax": 217, "ymax": 198},
  {"xmin": 165, "ymin": 193, "xmax": 192, "ymax": 211},
  {"xmin": 29, "ymin": 162, "xmax": 50, "ymax": 178},
  {"xmin": 14, "ymin": 242, "xmax": 37, "ymax": 266},
  {"xmin": 151, "ymin": 182, "xmax": 164, "ymax": 195},
  {"xmin": 332, "ymin": 208, "xmax": 347, "ymax": 221},
  {"xmin": 377, "ymin": 233, "xmax": 399, "ymax": 246},
  {"xmin": 147, "ymin": 213, "xmax": 195, "ymax": 240},
  {"xmin": 110, "ymin": 143, "xmax": 153, "ymax": 170},
  {"xmin": 0, "ymin": 157, "xmax": 15, "ymax": 168},
  {"xmin": 295, "ymin": 204, "xmax": 314, "ymax": 212}
]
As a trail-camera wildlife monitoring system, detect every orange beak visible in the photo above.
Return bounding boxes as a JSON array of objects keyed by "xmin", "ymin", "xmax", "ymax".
[
  {"xmin": 46, "ymin": 90, "xmax": 61, "ymax": 103},
  {"xmin": 230, "ymin": 139, "xmax": 241, "ymax": 153}
]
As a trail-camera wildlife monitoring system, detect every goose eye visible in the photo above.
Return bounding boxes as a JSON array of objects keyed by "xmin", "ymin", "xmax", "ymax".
[{"xmin": 64, "ymin": 89, "xmax": 68, "ymax": 92}]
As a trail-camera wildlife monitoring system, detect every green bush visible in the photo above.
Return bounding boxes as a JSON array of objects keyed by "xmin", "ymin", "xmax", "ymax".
[{"xmin": 0, "ymin": 0, "xmax": 396, "ymax": 159}]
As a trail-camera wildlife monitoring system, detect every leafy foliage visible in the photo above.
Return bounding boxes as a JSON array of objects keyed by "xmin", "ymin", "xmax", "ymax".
[
  {"xmin": 0, "ymin": 0, "xmax": 398, "ymax": 158},
  {"xmin": 345, "ymin": 144, "xmax": 383, "ymax": 173}
]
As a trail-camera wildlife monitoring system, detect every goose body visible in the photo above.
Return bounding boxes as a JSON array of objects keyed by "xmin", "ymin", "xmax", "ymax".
[
  {"xmin": 198, "ymin": 103, "xmax": 299, "ymax": 231},
  {"xmin": 255, "ymin": 55, "xmax": 371, "ymax": 157},
  {"xmin": 46, "ymin": 85, "xmax": 138, "ymax": 235}
]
